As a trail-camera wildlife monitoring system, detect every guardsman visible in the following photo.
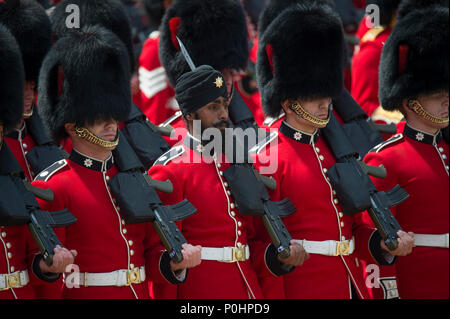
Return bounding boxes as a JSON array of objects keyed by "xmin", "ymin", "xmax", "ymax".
[
  {"xmin": 364, "ymin": 6, "xmax": 449, "ymax": 299},
  {"xmin": 254, "ymin": 2, "xmax": 414, "ymax": 299},
  {"xmin": 148, "ymin": 65, "xmax": 307, "ymax": 299},
  {"xmin": 0, "ymin": 0, "xmax": 65, "ymax": 181},
  {"xmin": 0, "ymin": 23, "xmax": 75, "ymax": 300},
  {"xmin": 31, "ymin": 25, "xmax": 201, "ymax": 299},
  {"xmin": 155, "ymin": 0, "xmax": 261, "ymax": 147},
  {"xmin": 352, "ymin": 0, "xmax": 402, "ymax": 123}
]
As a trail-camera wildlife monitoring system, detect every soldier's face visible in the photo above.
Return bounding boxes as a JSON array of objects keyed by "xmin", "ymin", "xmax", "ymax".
[
  {"xmin": 419, "ymin": 90, "xmax": 449, "ymax": 121},
  {"xmin": 23, "ymin": 81, "xmax": 36, "ymax": 119},
  {"xmin": 85, "ymin": 119, "xmax": 119, "ymax": 143},
  {"xmin": 283, "ymin": 97, "xmax": 331, "ymax": 131},
  {"xmin": 192, "ymin": 96, "xmax": 231, "ymax": 132}
]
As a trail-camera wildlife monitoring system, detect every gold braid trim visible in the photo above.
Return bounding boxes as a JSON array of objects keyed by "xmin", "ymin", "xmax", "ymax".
[
  {"xmin": 75, "ymin": 127, "xmax": 119, "ymax": 148},
  {"xmin": 408, "ymin": 100, "xmax": 449, "ymax": 125},
  {"xmin": 291, "ymin": 102, "xmax": 330, "ymax": 126}
]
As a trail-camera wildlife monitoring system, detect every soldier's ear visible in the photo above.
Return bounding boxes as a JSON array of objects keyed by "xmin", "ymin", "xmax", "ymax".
[
  {"xmin": 281, "ymin": 100, "xmax": 294, "ymax": 115},
  {"xmin": 64, "ymin": 123, "xmax": 76, "ymax": 136}
]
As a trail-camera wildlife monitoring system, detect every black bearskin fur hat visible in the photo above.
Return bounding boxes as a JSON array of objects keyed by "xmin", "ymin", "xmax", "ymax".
[
  {"xmin": 0, "ymin": 23, "xmax": 24, "ymax": 132},
  {"xmin": 159, "ymin": 0, "xmax": 249, "ymax": 86},
  {"xmin": 50, "ymin": 0, "xmax": 136, "ymax": 73},
  {"xmin": 37, "ymin": 25, "xmax": 131, "ymax": 142},
  {"xmin": 256, "ymin": 3, "xmax": 346, "ymax": 117},
  {"xmin": 379, "ymin": 6, "xmax": 449, "ymax": 111},
  {"xmin": 0, "ymin": 0, "xmax": 52, "ymax": 83},
  {"xmin": 397, "ymin": 0, "xmax": 449, "ymax": 20}
]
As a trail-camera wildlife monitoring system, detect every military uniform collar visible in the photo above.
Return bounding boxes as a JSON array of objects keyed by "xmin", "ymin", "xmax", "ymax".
[
  {"xmin": 69, "ymin": 149, "xmax": 114, "ymax": 172},
  {"xmin": 184, "ymin": 133, "xmax": 207, "ymax": 155},
  {"xmin": 404, "ymin": 124, "xmax": 443, "ymax": 145},
  {"xmin": 6, "ymin": 122, "xmax": 27, "ymax": 140},
  {"xmin": 280, "ymin": 121, "xmax": 319, "ymax": 145}
]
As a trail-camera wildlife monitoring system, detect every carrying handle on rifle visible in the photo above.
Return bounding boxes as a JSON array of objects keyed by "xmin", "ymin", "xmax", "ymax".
[
  {"xmin": 23, "ymin": 180, "xmax": 54, "ymax": 202},
  {"xmin": 144, "ymin": 174, "xmax": 174, "ymax": 194},
  {"xmin": 358, "ymin": 161, "xmax": 387, "ymax": 179}
]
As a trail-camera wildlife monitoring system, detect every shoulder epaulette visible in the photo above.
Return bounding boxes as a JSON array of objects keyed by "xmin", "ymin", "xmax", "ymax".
[
  {"xmin": 361, "ymin": 26, "xmax": 386, "ymax": 43},
  {"xmin": 263, "ymin": 113, "xmax": 285, "ymax": 127},
  {"xmin": 34, "ymin": 159, "xmax": 68, "ymax": 182},
  {"xmin": 370, "ymin": 133, "xmax": 404, "ymax": 154},
  {"xmin": 159, "ymin": 111, "xmax": 182, "ymax": 128},
  {"xmin": 249, "ymin": 131, "xmax": 279, "ymax": 155},
  {"xmin": 153, "ymin": 146, "xmax": 185, "ymax": 166}
]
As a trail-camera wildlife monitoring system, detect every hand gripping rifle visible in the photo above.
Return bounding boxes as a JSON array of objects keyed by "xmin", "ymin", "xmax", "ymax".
[
  {"xmin": 108, "ymin": 130, "xmax": 196, "ymax": 263},
  {"xmin": 0, "ymin": 144, "xmax": 77, "ymax": 266},
  {"xmin": 177, "ymin": 37, "xmax": 296, "ymax": 258},
  {"xmin": 322, "ymin": 114, "xmax": 409, "ymax": 250}
]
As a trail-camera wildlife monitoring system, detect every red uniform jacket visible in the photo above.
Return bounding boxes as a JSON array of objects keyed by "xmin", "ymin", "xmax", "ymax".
[
  {"xmin": 148, "ymin": 134, "xmax": 269, "ymax": 299},
  {"xmin": 364, "ymin": 124, "xmax": 449, "ymax": 299},
  {"xmin": 5, "ymin": 124, "xmax": 37, "ymax": 181},
  {"xmin": 32, "ymin": 150, "xmax": 182, "ymax": 299},
  {"xmin": 351, "ymin": 21, "xmax": 392, "ymax": 118},
  {"xmin": 253, "ymin": 121, "xmax": 396, "ymax": 299}
]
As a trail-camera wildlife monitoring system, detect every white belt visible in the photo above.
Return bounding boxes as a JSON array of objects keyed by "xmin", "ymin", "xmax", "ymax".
[
  {"xmin": 414, "ymin": 233, "xmax": 449, "ymax": 248},
  {"xmin": 201, "ymin": 245, "xmax": 250, "ymax": 262},
  {"xmin": 0, "ymin": 270, "xmax": 29, "ymax": 291},
  {"xmin": 75, "ymin": 266, "xmax": 146, "ymax": 287},
  {"xmin": 294, "ymin": 238, "xmax": 355, "ymax": 256}
]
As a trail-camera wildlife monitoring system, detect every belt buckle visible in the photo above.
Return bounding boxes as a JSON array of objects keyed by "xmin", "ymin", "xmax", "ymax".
[
  {"xmin": 126, "ymin": 268, "xmax": 141, "ymax": 285},
  {"xmin": 231, "ymin": 246, "xmax": 247, "ymax": 262},
  {"xmin": 2, "ymin": 273, "xmax": 22, "ymax": 290},
  {"xmin": 336, "ymin": 241, "xmax": 350, "ymax": 256}
]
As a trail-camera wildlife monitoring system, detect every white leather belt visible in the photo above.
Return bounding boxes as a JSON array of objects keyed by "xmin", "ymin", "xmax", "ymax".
[
  {"xmin": 75, "ymin": 266, "xmax": 146, "ymax": 287},
  {"xmin": 294, "ymin": 238, "xmax": 355, "ymax": 256},
  {"xmin": 414, "ymin": 233, "xmax": 449, "ymax": 248},
  {"xmin": 0, "ymin": 270, "xmax": 29, "ymax": 291},
  {"xmin": 201, "ymin": 245, "xmax": 250, "ymax": 262}
]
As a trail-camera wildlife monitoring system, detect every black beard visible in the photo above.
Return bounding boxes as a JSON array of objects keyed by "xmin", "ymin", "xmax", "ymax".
[{"xmin": 199, "ymin": 119, "xmax": 233, "ymax": 155}]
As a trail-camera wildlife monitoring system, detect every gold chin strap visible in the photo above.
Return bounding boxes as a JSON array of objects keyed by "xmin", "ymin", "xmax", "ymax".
[
  {"xmin": 23, "ymin": 106, "xmax": 34, "ymax": 118},
  {"xmin": 75, "ymin": 127, "xmax": 119, "ymax": 148},
  {"xmin": 291, "ymin": 102, "xmax": 331, "ymax": 126},
  {"xmin": 407, "ymin": 100, "xmax": 449, "ymax": 125}
]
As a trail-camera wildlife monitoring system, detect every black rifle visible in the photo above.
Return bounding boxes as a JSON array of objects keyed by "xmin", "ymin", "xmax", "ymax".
[
  {"xmin": 108, "ymin": 130, "xmax": 196, "ymax": 263},
  {"xmin": 121, "ymin": 103, "xmax": 171, "ymax": 170},
  {"xmin": 322, "ymin": 114, "xmax": 409, "ymax": 250},
  {"xmin": 0, "ymin": 144, "xmax": 77, "ymax": 266},
  {"xmin": 24, "ymin": 106, "xmax": 67, "ymax": 175}
]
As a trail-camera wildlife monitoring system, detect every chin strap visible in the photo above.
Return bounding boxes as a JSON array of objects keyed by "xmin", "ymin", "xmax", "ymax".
[
  {"xmin": 75, "ymin": 127, "xmax": 119, "ymax": 148},
  {"xmin": 408, "ymin": 100, "xmax": 449, "ymax": 125},
  {"xmin": 23, "ymin": 105, "xmax": 34, "ymax": 118},
  {"xmin": 290, "ymin": 101, "xmax": 331, "ymax": 126}
]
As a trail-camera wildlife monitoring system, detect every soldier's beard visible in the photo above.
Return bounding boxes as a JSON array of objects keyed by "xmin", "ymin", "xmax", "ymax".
[{"xmin": 198, "ymin": 119, "xmax": 233, "ymax": 155}]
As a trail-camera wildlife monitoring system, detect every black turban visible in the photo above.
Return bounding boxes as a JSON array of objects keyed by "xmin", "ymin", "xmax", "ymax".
[{"xmin": 175, "ymin": 65, "xmax": 228, "ymax": 115}]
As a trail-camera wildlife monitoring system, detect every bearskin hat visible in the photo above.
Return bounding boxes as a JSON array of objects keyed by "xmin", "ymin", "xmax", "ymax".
[
  {"xmin": 50, "ymin": 0, "xmax": 136, "ymax": 73},
  {"xmin": 365, "ymin": 0, "xmax": 401, "ymax": 26},
  {"xmin": 379, "ymin": 7, "xmax": 449, "ymax": 111},
  {"xmin": 256, "ymin": 3, "xmax": 346, "ymax": 117},
  {"xmin": 0, "ymin": 0, "xmax": 52, "ymax": 84},
  {"xmin": 397, "ymin": 0, "xmax": 449, "ymax": 20},
  {"xmin": 258, "ymin": 0, "xmax": 336, "ymax": 38},
  {"xmin": 159, "ymin": 0, "xmax": 249, "ymax": 86},
  {"xmin": 0, "ymin": 24, "xmax": 24, "ymax": 132},
  {"xmin": 37, "ymin": 25, "xmax": 131, "ymax": 143}
]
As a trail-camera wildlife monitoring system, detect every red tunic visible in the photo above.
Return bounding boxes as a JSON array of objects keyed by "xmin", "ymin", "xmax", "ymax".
[
  {"xmin": 148, "ymin": 134, "xmax": 265, "ymax": 299},
  {"xmin": 31, "ymin": 150, "xmax": 179, "ymax": 299},
  {"xmin": 253, "ymin": 121, "xmax": 395, "ymax": 299},
  {"xmin": 351, "ymin": 23, "xmax": 392, "ymax": 117},
  {"xmin": 5, "ymin": 125, "xmax": 37, "ymax": 181},
  {"xmin": 364, "ymin": 124, "xmax": 449, "ymax": 299},
  {"xmin": 0, "ymin": 225, "xmax": 40, "ymax": 299}
]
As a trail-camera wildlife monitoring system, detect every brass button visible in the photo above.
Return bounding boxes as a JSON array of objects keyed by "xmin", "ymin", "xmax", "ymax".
[
  {"xmin": 106, "ymin": 176, "xmax": 110, "ymax": 181},
  {"xmin": 227, "ymin": 191, "xmax": 231, "ymax": 196},
  {"xmin": 129, "ymin": 264, "xmax": 135, "ymax": 270},
  {"xmin": 128, "ymin": 240, "xmax": 133, "ymax": 246},
  {"xmin": 130, "ymin": 250, "xmax": 135, "ymax": 256},
  {"xmin": 339, "ymin": 212, "xmax": 344, "ymax": 218},
  {"xmin": 237, "ymin": 230, "xmax": 242, "ymax": 236},
  {"xmin": 230, "ymin": 203, "xmax": 235, "ymax": 209},
  {"xmin": 10, "ymin": 266, "xmax": 15, "ymax": 272},
  {"xmin": 237, "ymin": 221, "xmax": 242, "ymax": 227},
  {"xmin": 22, "ymin": 143, "xmax": 28, "ymax": 149},
  {"xmin": 439, "ymin": 147, "xmax": 444, "ymax": 153},
  {"xmin": 340, "ymin": 222, "xmax": 345, "ymax": 227},
  {"xmin": 334, "ymin": 199, "xmax": 339, "ymax": 204},
  {"xmin": 341, "ymin": 236, "xmax": 346, "ymax": 241},
  {"xmin": 315, "ymin": 147, "xmax": 320, "ymax": 153},
  {"xmin": 323, "ymin": 168, "xmax": 328, "ymax": 174},
  {"xmin": 7, "ymin": 252, "xmax": 12, "ymax": 259},
  {"xmin": 6, "ymin": 242, "xmax": 12, "ymax": 249},
  {"xmin": 319, "ymin": 155, "xmax": 324, "ymax": 161},
  {"xmin": 219, "ymin": 171, "xmax": 224, "ymax": 176},
  {"xmin": 224, "ymin": 182, "xmax": 228, "ymax": 187},
  {"xmin": 121, "ymin": 219, "xmax": 126, "ymax": 225},
  {"xmin": 231, "ymin": 211, "xmax": 236, "ymax": 217},
  {"xmin": 1, "ymin": 232, "xmax": 6, "ymax": 238},
  {"xmin": 122, "ymin": 229, "xmax": 127, "ymax": 235},
  {"xmin": 217, "ymin": 163, "xmax": 221, "ymax": 168}
]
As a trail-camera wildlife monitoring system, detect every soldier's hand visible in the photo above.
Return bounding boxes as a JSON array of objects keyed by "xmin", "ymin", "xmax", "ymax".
[
  {"xmin": 381, "ymin": 230, "xmax": 415, "ymax": 256},
  {"xmin": 39, "ymin": 245, "xmax": 78, "ymax": 274},
  {"xmin": 170, "ymin": 243, "xmax": 202, "ymax": 272},
  {"xmin": 277, "ymin": 240, "xmax": 309, "ymax": 267}
]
